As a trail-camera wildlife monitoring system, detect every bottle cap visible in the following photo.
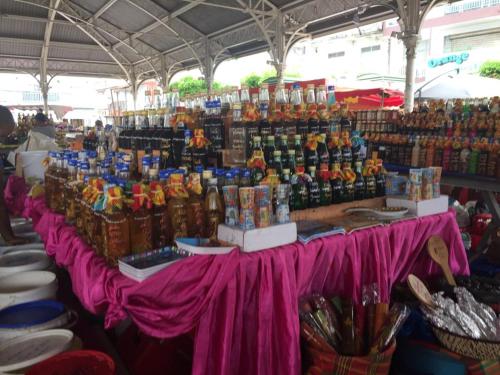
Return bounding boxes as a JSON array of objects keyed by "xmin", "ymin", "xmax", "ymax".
[
  {"xmin": 253, "ymin": 136, "xmax": 261, "ymax": 142},
  {"xmin": 308, "ymin": 166, "xmax": 316, "ymax": 172},
  {"xmin": 283, "ymin": 168, "xmax": 290, "ymax": 174},
  {"xmin": 273, "ymin": 150, "xmax": 281, "ymax": 156},
  {"xmin": 280, "ymin": 134, "xmax": 288, "ymax": 140},
  {"xmin": 288, "ymin": 149, "xmax": 295, "ymax": 155},
  {"xmin": 267, "ymin": 135, "xmax": 274, "ymax": 140},
  {"xmin": 209, "ymin": 177, "xmax": 218, "ymax": 185},
  {"xmin": 294, "ymin": 134, "xmax": 301, "ymax": 140}
]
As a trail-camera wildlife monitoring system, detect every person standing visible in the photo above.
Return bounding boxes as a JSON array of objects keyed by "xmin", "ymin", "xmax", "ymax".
[{"xmin": 0, "ymin": 106, "xmax": 29, "ymax": 245}]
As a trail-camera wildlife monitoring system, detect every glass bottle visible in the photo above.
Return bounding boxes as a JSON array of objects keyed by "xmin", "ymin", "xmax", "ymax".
[
  {"xmin": 181, "ymin": 129, "xmax": 193, "ymax": 171},
  {"xmin": 319, "ymin": 168, "xmax": 332, "ymax": 206},
  {"xmin": 240, "ymin": 168, "xmax": 252, "ymax": 187},
  {"xmin": 263, "ymin": 135, "xmax": 276, "ymax": 165},
  {"xmin": 294, "ymin": 135, "xmax": 305, "ymax": 169},
  {"xmin": 328, "ymin": 134, "xmax": 342, "ymax": 166},
  {"xmin": 304, "ymin": 133, "xmax": 319, "ymax": 170},
  {"xmin": 341, "ymin": 133, "xmax": 353, "ymax": 167},
  {"xmin": 150, "ymin": 179, "xmax": 170, "ymax": 248},
  {"xmin": 330, "ymin": 163, "xmax": 344, "ymax": 204},
  {"xmin": 186, "ymin": 173, "xmax": 206, "ymax": 238},
  {"xmin": 102, "ymin": 185, "xmax": 130, "ymax": 266},
  {"xmin": 317, "ymin": 85, "xmax": 330, "ymax": 134},
  {"xmin": 277, "ymin": 134, "xmax": 289, "ymax": 169},
  {"xmin": 272, "ymin": 150, "xmax": 283, "ymax": 178},
  {"xmin": 248, "ymin": 136, "xmax": 266, "ymax": 185},
  {"xmin": 259, "ymin": 83, "xmax": 272, "ymax": 138},
  {"xmin": 275, "ymin": 184, "xmax": 290, "ymax": 224},
  {"xmin": 317, "ymin": 133, "xmax": 329, "ymax": 170},
  {"xmin": 291, "ymin": 84, "xmax": 308, "ymax": 142},
  {"xmin": 342, "ymin": 163, "xmax": 355, "ymax": 202},
  {"xmin": 205, "ymin": 178, "xmax": 223, "ymax": 241},
  {"xmin": 173, "ymin": 118, "xmax": 186, "ymax": 168},
  {"xmin": 307, "ymin": 166, "xmax": 320, "ymax": 208},
  {"xmin": 374, "ymin": 159, "xmax": 386, "ymax": 197},
  {"xmin": 167, "ymin": 172, "xmax": 188, "ymax": 240},
  {"xmin": 64, "ymin": 158, "xmax": 78, "ymax": 224},
  {"xmin": 191, "ymin": 128, "xmax": 209, "ymax": 170},
  {"xmin": 353, "ymin": 161, "xmax": 365, "ymax": 201},
  {"xmin": 290, "ymin": 166, "xmax": 308, "ymax": 211},
  {"xmin": 287, "ymin": 149, "xmax": 297, "ymax": 173},
  {"xmin": 411, "ymin": 136, "xmax": 420, "ymax": 167},
  {"xmin": 363, "ymin": 160, "xmax": 376, "ymax": 199},
  {"xmin": 128, "ymin": 183, "xmax": 153, "ymax": 254},
  {"xmin": 306, "ymin": 84, "xmax": 320, "ymax": 135}
]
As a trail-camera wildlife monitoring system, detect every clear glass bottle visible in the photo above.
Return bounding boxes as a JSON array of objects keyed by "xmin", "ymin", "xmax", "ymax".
[
  {"xmin": 353, "ymin": 161, "xmax": 365, "ymax": 201},
  {"xmin": 204, "ymin": 178, "xmax": 223, "ymax": 241}
]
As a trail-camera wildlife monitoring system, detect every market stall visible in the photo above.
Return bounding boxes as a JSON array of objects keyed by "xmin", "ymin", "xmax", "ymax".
[{"xmin": 4, "ymin": 176, "xmax": 469, "ymax": 375}]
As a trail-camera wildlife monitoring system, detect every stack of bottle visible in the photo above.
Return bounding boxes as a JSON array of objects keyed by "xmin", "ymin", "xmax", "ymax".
[
  {"xmin": 44, "ymin": 147, "xmax": 301, "ymax": 265},
  {"xmin": 246, "ymin": 130, "xmax": 386, "ymax": 212},
  {"xmin": 363, "ymin": 97, "xmax": 500, "ymax": 178}
]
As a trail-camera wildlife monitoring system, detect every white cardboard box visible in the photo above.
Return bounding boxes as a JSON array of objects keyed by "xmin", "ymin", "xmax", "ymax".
[
  {"xmin": 386, "ymin": 195, "xmax": 449, "ymax": 217},
  {"xmin": 217, "ymin": 222, "xmax": 297, "ymax": 252}
]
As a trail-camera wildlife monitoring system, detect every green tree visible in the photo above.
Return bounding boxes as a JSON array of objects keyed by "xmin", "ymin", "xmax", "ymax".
[
  {"xmin": 169, "ymin": 76, "xmax": 225, "ymax": 97},
  {"xmin": 479, "ymin": 60, "xmax": 500, "ymax": 79},
  {"xmin": 241, "ymin": 73, "xmax": 263, "ymax": 88}
]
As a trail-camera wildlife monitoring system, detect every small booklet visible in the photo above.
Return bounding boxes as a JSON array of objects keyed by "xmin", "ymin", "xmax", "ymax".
[
  {"xmin": 296, "ymin": 220, "xmax": 345, "ymax": 244},
  {"xmin": 118, "ymin": 247, "xmax": 187, "ymax": 282},
  {"xmin": 175, "ymin": 237, "xmax": 236, "ymax": 255}
]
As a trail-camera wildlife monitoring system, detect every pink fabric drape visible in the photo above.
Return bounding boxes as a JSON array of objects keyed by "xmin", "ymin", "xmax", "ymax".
[{"xmin": 8, "ymin": 176, "xmax": 469, "ymax": 375}]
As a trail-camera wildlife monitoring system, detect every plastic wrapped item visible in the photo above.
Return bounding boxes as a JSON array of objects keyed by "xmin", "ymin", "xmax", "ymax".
[
  {"xmin": 408, "ymin": 169, "xmax": 422, "ymax": 201},
  {"xmin": 309, "ymin": 295, "xmax": 341, "ymax": 349},
  {"xmin": 239, "ymin": 187, "xmax": 255, "ymax": 230},
  {"xmin": 254, "ymin": 185, "xmax": 271, "ymax": 228},
  {"xmin": 430, "ymin": 166, "xmax": 442, "ymax": 198},
  {"xmin": 222, "ymin": 185, "xmax": 239, "ymax": 226},
  {"xmin": 370, "ymin": 303, "xmax": 410, "ymax": 354},
  {"xmin": 421, "ymin": 168, "xmax": 433, "ymax": 200},
  {"xmin": 340, "ymin": 298, "xmax": 356, "ymax": 356}
]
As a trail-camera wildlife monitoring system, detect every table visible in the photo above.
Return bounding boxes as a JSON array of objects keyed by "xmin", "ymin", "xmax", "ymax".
[{"xmin": 5, "ymin": 176, "xmax": 469, "ymax": 375}]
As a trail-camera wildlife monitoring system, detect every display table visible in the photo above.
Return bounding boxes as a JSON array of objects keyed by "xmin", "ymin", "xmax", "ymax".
[{"xmin": 4, "ymin": 176, "xmax": 469, "ymax": 375}]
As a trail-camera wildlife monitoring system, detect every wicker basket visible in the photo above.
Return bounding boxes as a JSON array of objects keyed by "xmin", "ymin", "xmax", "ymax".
[{"xmin": 432, "ymin": 325, "xmax": 500, "ymax": 361}]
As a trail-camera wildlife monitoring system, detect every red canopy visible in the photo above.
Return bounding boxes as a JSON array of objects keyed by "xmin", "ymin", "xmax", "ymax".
[{"xmin": 335, "ymin": 88, "xmax": 403, "ymax": 109}]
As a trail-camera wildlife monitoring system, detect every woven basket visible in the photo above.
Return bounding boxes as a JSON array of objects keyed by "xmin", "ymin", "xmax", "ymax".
[{"xmin": 432, "ymin": 325, "xmax": 500, "ymax": 361}]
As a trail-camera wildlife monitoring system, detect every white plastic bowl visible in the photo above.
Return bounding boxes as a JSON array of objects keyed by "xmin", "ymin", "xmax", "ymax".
[
  {"xmin": 0, "ymin": 271, "xmax": 58, "ymax": 309},
  {"xmin": 0, "ymin": 329, "xmax": 73, "ymax": 373},
  {"xmin": 0, "ymin": 251, "xmax": 51, "ymax": 277},
  {"xmin": 0, "ymin": 243, "xmax": 45, "ymax": 256}
]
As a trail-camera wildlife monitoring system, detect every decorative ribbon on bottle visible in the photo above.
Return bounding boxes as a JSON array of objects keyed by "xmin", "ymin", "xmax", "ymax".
[
  {"xmin": 342, "ymin": 166, "xmax": 356, "ymax": 183},
  {"xmin": 305, "ymin": 134, "xmax": 319, "ymax": 151},
  {"xmin": 318, "ymin": 103, "xmax": 330, "ymax": 121},
  {"xmin": 103, "ymin": 185, "xmax": 124, "ymax": 212},
  {"xmin": 149, "ymin": 181, "xmax": 166, "ymax": 206},
  {"xmin": 330, "ymin": 165, "xmax": 342, "ymax": 180},
  {"xmin": 306, "ymin": 103, "xmax": 319, "ymax": 120},
  {"xmin": 328, "ymin": 135, "xmax": 340, "ymax": 149},
  {"xmin": 242, "ymin": 103, "xmax": 259, "ymax": 122},
  {"xmin": 269, "ymin": 109, "xmax": 284, "ymax": 123},
  {"xmin": 261, "ymin": 169, "xmax": 280, "ymax": 188},
  {"xmin": 283, "ymin": 105, "xmax": 294, "ymax": 122},
  {"xmin": 186, "ymin": 173, "xmax": 203, "ymax": 195},
  {"xmin": 129, "ymin": 183, "xmax": 152, "ymax": 212},
  {"xmin": 293, "ymin": 103, "xmax": 304, "ymax": 120},
  {"xmin": 170, "ymin": 111, "xmax": 194, "ymax": 128},
  {"xmin": 341, "ymin": 132, "xmax": 352, "ymax": 148},
  {"xmin": 167, "ymin": 173, "xmax": 189, "ymax": 199},
  {"xmin": 363, "ymin": 159, "xmax": 376, "ymax": 177},
  {"xmin": 247, "ymin": 150, "xmax": 266, "ymax": 171},
  {"xmin": 82, "ymin": 178, "xmax": 104, "ymax": 205},
  {"xmin": 189, "ymin": 128, "xmax": 210, "ymax": 149}
]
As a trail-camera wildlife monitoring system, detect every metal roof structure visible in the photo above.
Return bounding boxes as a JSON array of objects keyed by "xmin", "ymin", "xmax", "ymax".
[
  {"xmin": 0, "ymin": 0, "xmax": 405, "ymax": 81},
  {"xmin": 0, "ymin": 0, "xmax": 440, "ymax": 111}
]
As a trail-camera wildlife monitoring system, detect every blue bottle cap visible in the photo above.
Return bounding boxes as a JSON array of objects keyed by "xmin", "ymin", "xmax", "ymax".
[
  {"xmin": 152, "ymin": 156, "xmax": 160, "ymax": 164},
  {"xmin": 216, "ymin": 168, "xmax": 225, "ymax": 177},
  {"xmin": 194, "ymin": 165, "xmax": 204, "ymax": 173}
]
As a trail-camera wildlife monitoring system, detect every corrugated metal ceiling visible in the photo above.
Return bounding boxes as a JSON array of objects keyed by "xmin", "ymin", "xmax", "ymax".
[{"xmin": 0, "ymin": 0, "xmax": 403, "ymax": 79}]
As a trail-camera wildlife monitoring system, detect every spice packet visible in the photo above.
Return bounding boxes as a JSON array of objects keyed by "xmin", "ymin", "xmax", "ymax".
[
  {"xmin": 430, "ymin": 166, "xmax": 442, "ymax": 198},
  {"xmin": 408, "ymin": 169, "xmax": 422, "ymax": 201},
  {"xmin": 421, "ymin": 168, "xmax": 434, "ymax": 200}
]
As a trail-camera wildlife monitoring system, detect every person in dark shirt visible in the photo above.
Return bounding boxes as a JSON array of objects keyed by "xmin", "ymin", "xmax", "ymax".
[
  {"xmin": 0, "ymin": 106, "xmax": 29, "ymax": 245},
  {"xmin": 32, "ymin": 112, "xmax": 56, "ymax": 138}
]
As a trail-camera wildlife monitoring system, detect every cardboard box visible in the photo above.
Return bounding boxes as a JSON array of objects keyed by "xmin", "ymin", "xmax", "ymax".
[
  {"xmin": 386, "ymin": 195, "xmax": 449, "ymax": 217},
  {"xmin": 217, "ymin": 222, "xmax": 297, "ymax": 252}
]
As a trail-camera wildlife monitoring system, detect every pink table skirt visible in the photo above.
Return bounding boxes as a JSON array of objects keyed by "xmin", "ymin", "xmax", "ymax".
[{"xmin": 6, "ymin": 176, "xmax": 469, "ymax": 375}]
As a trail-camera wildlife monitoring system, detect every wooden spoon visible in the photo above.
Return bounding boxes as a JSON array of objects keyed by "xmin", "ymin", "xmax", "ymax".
[
  {"xmin": 427, "ymin": 235, "xmax": 457, "ymax": 286},
  {"xmin": 407, "ymin": 274, "xmax": 436, "ymax": 309}
]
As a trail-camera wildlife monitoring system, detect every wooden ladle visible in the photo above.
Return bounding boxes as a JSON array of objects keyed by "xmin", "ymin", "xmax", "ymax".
[
  {"xmin": 427, "ymin": 235, "xmax": 457, "ymax": 286},
  {"xmin": 407, "ymin": 274, "xmax": 436, "ymax": 309}
]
